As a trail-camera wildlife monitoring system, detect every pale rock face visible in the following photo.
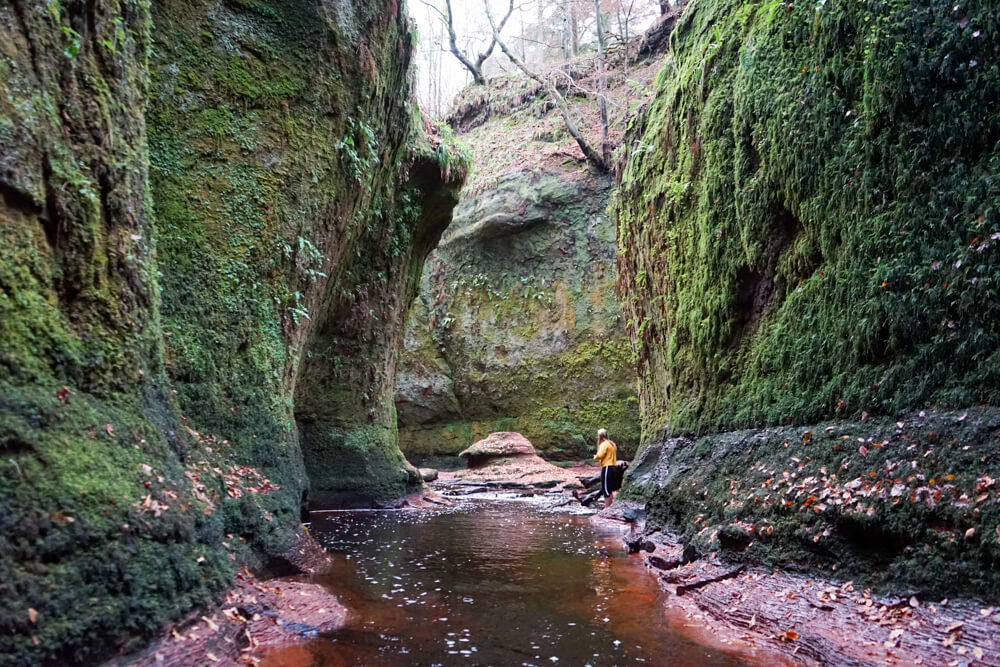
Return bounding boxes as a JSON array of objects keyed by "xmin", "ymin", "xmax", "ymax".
[{"xmin": 396, "ymin": 167, "xmax": 640, "ymax": 462}]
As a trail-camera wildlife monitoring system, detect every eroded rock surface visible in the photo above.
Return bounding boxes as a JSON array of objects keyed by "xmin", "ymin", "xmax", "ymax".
[
  {"xmin": 614, "ymin": 0, "xmax": 1000, "ymax": 602},
  {"xmin": 394, "ymin": 56, "xmax": 674, "ymax": 462}
]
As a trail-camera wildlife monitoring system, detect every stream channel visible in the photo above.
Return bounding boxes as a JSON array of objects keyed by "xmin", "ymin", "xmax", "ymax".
[{"xmin": 261, "ymin": 495, "xmax": 753, "ymax": 666}]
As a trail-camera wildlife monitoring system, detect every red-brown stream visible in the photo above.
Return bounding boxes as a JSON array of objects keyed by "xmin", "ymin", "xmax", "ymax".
[{"xmin": 260, "ymin": 498, "xmax": 758, "ymax": 666}]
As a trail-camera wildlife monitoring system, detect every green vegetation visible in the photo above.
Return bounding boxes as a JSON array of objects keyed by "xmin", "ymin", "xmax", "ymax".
[
  {"xmin": 615, "ymin": 0, "xmax": 1000, "ymax": 441},
  {"xmin": 397, "ymin": 164, "xmax": 640, "ymax": 461},
  {"xmin": 627, "ymin": 407, "xmax": 1000, "ymax": 600},
  {"xmin": 615, "ymin": 0, "xmax": 1000, "ymax": 600}
]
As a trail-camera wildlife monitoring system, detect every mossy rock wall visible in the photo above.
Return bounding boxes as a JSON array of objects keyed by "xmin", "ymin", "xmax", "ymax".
[
  {"xmin": 615, "ymin": 0, "xmax": 1000, "ymax": 440},
  {"xmin": 0, "ymin": 0, "xmax": 464, "ymax": 663},
  {"xmin": 148, "ymin": 0, "xmax": 464, "ymax": 508},
  {"xmin": 394, "ymin": 46, "xmax": 683, "ymax": 463},
  {"xmin": 614, "ymin": 0, "xmax": 1000, "ymax": 597},
  {"xmin": 397, "ymin": 159, "xmax": 639, "ymax": 461}
]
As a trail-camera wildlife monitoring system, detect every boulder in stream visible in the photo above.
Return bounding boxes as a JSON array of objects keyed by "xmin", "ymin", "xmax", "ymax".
[
  {"xmin": 451, "ymin": 432, "xmax": 583, "ymax": 489},
  {"xmin": 459, "ymin": 431, "xmax": 536, "ymax": 465}
]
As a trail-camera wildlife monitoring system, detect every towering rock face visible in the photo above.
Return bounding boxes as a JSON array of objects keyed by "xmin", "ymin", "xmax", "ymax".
[
  {"xmin": 616, "ymin": 0, "xmax": 1000, "ymax": 440},
  {"xmin": 395, "ymin": 76, "xmax": 642, "ymax": 463},
  {"xmin": 615, "ymin": 0, "xmax": 1000, "ymax": 596},
  {"xmin": 0, "ymin": 0, "xmax": 464, "ymax": 663},
  {"xmin": 147, "ymin": 0, "xmax": 464, "ymax": 507}
]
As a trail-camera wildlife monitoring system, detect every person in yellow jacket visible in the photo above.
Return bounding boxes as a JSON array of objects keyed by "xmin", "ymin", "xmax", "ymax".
[{"xmin": 593, "ymin": 428, "xmax": 618, "ymax": 509}]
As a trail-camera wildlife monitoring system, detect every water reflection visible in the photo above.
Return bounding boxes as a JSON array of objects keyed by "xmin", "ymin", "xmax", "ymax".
[{"xmin": 261, "ymin": 501, "xmax": 751, "ymax": 666}]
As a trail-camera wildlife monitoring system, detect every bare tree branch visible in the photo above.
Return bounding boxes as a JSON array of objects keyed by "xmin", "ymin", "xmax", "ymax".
[
  {"xmin": 473, "ymin": 0, "xmax": 516, "ymax": 73},
  {"xmin": 424, "ymin": 0, "xmax": 515, "ymax": 86},
  {"xmin": 484, "ymin": 0, "xmax": 608, "ymax": 171}
]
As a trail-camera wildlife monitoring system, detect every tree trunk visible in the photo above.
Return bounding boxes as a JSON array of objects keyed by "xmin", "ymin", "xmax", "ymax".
[
  {"xmin": 570, "ymin": 1, "xmax": 580, "ymax": 56},
  {"xmin": 561, "ymin": 0, "xmax": 571, "ymax": 59},
  {"xmin": 444, "ymin": 0, "xmax": 486, "ymax": 85},
  {"xmin": 593, "ymin": 0, "xmax": 611, "ymax": 167}
]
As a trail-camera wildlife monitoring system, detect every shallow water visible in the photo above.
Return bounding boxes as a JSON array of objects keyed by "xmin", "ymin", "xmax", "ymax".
[{"xmin": 262, "ymin": 498, "xmax": 751, "ymax": 666}]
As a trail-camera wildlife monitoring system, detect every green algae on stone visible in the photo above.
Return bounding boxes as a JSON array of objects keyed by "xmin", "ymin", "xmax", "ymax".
[
  {"xmin": 397, "ymin": 168, "xmax": 639, "ymax": 462},
  {"xmin": 613, "ymin": 0, "xmax": 1000, "ymax": 600},
  {"xmin": 0, "ymin": 2, "xmax": 232, "ymax": 662},
  {"xmin": 149, "ymin": 0, "xmax": 466, "ymax": 510},
  {"xmin": 625, "ymin": 407, "xmax": 1000, "ymax": 601}
]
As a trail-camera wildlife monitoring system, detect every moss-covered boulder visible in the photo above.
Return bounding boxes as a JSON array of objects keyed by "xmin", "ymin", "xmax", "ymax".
[
  {"xmin": 0, "ymin": 0, "xmax": 465, "ymax": 663},
  {"xmin": 396, "ymin": 73, "xmax": 650, "ymax": 463},
  {"xmin": 614, "ymin": 0, "xmax": 1000, "ymax": 597}
]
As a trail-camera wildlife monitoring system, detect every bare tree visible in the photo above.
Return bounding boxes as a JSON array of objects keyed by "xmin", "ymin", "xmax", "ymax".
[
  {"xmin": 485, "ymin": 0, "xmax": 608, "ymax": 171},
  {"xmin": 593, "ymin": 0, "xmax": 610, "ymax": 166},
  {"xmin": 421, "ymin": 0, "xmax": 516, "ymax": 86}
]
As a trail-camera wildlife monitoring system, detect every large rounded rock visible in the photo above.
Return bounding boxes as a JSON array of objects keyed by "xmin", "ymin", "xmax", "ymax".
[
  {"xmin": 459, "ymin": 432, "xmax": 536, "ymax": 462},
  {"xmin": 451, "ymin": 432, "xmax": 580, "ymax": 489}
]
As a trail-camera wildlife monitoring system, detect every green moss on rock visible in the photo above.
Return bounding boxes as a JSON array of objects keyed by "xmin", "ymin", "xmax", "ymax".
[
  {"xmin": 614, "ymin": 0, "xmax": 1000, "ymax": 599},
  {"xmin": 615, "ymin": 0, "xmax": 1000, "ymax": 440},
  {"xmin": 397, "ymin": 166, "xmax": 640, "ymax": 461},
  {"xmin": 0, "ymin": 0, "xmax": 466, "ymax": 663},
  {"xmin": 626, "ymin": 407, "xmax": 1000, "ymax": 600}
]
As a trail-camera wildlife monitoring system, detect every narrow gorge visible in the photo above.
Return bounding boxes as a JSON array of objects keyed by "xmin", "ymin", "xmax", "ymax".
[{"xmin": 2, "ymin": 0, "xmax": 999, "ymax": 664}]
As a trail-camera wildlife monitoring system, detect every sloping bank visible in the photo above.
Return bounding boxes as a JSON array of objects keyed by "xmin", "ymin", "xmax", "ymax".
[
  {"xmin": 614, "ymin": 0, "xmax": 1000, "ymax": 599},
  {"xmin": 0, "ymin": 0, "xmax": 465, "ymax": 664}
]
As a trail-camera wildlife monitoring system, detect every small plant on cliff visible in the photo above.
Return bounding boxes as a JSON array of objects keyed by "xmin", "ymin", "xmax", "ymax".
[{"xmin": 337, "ymin": 117, "xmax": 379, "ymax": 182}]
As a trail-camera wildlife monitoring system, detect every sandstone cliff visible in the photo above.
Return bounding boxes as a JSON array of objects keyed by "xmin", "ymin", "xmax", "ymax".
[{"xmin": 395, "ymin": 55, "xmax": 669, "ymax": 463}]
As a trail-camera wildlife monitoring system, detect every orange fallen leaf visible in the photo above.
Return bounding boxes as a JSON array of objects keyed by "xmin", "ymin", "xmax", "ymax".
[{"xmin": 777, "ymin": 630, "xmax": 799, "ymax": 642}]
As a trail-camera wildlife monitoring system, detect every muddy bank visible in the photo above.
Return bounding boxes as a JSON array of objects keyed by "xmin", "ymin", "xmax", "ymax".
[{"xmin": 599, "ymin": 503, "xmax": 1000, "ymax": 666}]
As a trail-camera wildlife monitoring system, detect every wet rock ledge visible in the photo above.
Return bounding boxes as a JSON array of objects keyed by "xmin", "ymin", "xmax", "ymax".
[{"xmin": 437, "ymin": 432, "xmax": 586, "ymax": 494}]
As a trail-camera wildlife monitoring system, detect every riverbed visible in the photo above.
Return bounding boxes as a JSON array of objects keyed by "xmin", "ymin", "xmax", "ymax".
[{"xmin": 260, "ymin": 496, "xmax": 753, "ymax": 666}]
